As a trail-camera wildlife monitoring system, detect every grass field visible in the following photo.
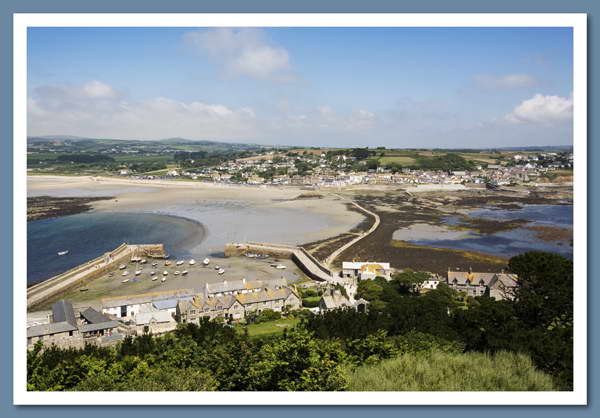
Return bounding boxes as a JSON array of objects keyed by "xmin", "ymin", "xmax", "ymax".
[
  {"xmin": 378, "ymin": 156, "xmax": 417, "ymax": 166},
  {"xmin": 238, "ymin": 317, "xmax": 300, "ymax": 338},
  {"xmin": 347, "ymin": 350, "xmax": 556, "ymax": 391}
]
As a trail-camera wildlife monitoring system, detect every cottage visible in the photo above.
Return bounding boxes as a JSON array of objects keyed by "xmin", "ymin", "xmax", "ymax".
[
  {"xmin": 27, "ymin": 300, "xmax": 79, "ymax": 346},
  {"xmin": 341, "ymin": 262, "xmax": 392, "ymax": 280},
  {"xmin": 79, "ymin": 307, "xmax": 120, "ymax": 338},
  {"xmin": 235, "ymin": 287, "xmax": 301, "ymax": 315},
  {"xmin": 204, "ymin": 278, "xmax": 287, "ymax": 298},
  {"xmin": 135, "ymin": 311, "xmax": 176, "ymax": 335},
  {"xmin": 318, "ymin": 290, "xmax": 369, "ymax": 313},
  {"xmin": 447, "ymin": 269, "xmax": 518, "ymax": 300},
  {"xmin": 176, "ymin": 295, "xmax": 244, "ymax": 323}
]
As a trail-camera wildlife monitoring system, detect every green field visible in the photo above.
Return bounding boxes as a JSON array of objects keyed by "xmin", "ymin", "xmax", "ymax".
[
  {"xmin": 347, "ymin": 350, "xmax": 556, "ymax": 391},
  {"xmin": 378, "ymin": 156, "xmax": 417, "ymax": 166},
  {"xmin": 238, "ymin": 317, "xmax": 300, "ymax": 338}
]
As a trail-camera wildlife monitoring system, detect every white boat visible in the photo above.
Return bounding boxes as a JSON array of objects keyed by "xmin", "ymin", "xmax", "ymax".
[
  {"xmin": 121, "ymin": 271, "xmax": 129, "ymax": 276},
  {"xmin": 152, "ymin": 277, "xmax": 158, "ymax": 281},
  {"xmin": 214, "ymin": 265, "xmax": 220, "ymax": 270},
  {"xmin": 217, "ymin": 268, "xmax": 225, "ymax": 275},
  {"xmin": 57, "ymin": 250, "xmax": 69, "ymax": 256},
  {"xmin": 181, "ymin": 270, "xmax": 188, "ymax": 275},
  {"xmin": 174, "ymin": 271, "xmax": 180, "ymax": 276},
  {"xmin": 150, "ymin": 271, "xmax": 156, "ymax": 275},
  {"xmin": 152, "ymin": 262, "xmax": 158, "ymax": 267},
  {"xmin": 189, "ymin": 259, "xmax": 196, "ymax": 265},
  {"xmin": 176, "ymin": 260, "xmax": 184, "ymax": 266},
  {"xmin": 131, "ymin": 256, "xmax": 141, "ymax": 262},
  {"xmin": 135, "ymin": 270, "xmax": 142, "ymax": 275},
  {"xmin": 203, "ymin": 258, "xmax": 210, "ymax": 265},
  {"xmin": 122, "ymin": 279, "xmax": 129, "ymax": 283},
  {"xmin": 163, "ymin": 271, "xmax": 168, "ymax": 276},
  {"xmin": 119, "ymin": 264, "xmax": 126, "ymax": 270},
  {"xmin": 161, "ymin": 277, "xmax": 166, "ymax": 282},
  {"xmin": 140, "ymin": 259, "xmax": 147, "ymax": 264},
  {"xmin": 276, "ymin": 265, "xmax": 286, "ymax": 270}
]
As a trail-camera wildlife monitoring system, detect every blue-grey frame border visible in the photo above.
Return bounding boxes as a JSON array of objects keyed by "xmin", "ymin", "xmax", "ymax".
[{"xmin": 1, "ymin": 0, "xmax": 596, "ymax": 416}]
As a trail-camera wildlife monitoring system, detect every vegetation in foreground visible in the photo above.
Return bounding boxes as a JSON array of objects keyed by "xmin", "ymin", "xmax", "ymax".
[
  {"xmin": 347, "ymin": 350, "xmax": 556, "ymax": 391},
  {"xmin": 27, "ymin": 251, "xmax": 572, "ymax": 392}
]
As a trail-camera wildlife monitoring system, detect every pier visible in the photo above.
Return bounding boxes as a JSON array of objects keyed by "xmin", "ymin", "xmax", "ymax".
[
  {"xmin": 224, "ymin": 242, "xmax": 337, "ymax": 283},
  {"xmin": 27, "ymin": 243, "xmax": 166, "ymax": 309}
]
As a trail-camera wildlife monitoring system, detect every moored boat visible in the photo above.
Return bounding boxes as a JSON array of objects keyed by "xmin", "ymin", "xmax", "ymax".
[
  {"xmin": 189, "ymin": 259, "xmax": 196, "ymax": 265},
  {"xmin": 181, "ymin": 270, "xmax": 188, "ymax": 275},
  {"xmin": 135, "ymin": 270, "xmax": 142, "ymax": 275},
  {"xmin": 203, "ymin": 258, "xmax": 210, "ymax": 265},
  {"xmin": 217, "ymin": 268, "xmax": 225, "ymax": 275},
  {"xmin": 161, "ymin": 277, "xmax": 166, "ymax": 282},
  {"xmin": 174, "ymin": 271, "xmax": 180, "ymax": 276},
  {"xmin": 121, "ymin": 271, "xmax": 129, "ymax": 276},
  {"xmin": 176, "ymin": 260, "xmax": 184, "ymax": 266},
  {"xmin": 163, "ymin": 270, "xmax": 168, "ymax": 276},
  {"xmin": 119, "ymin": 264, "xmax": 126, "ymax": 270},
  {"xmin": 122, "ymin": 279, "xmax": 129, "ymax": 283},
  {"xmin": 276, "ymin": 265, "xmax": 286, "ymax": 269},
  {"xmin": 57, "ymin": 250, "xmax": 69, "ymax": 256}
]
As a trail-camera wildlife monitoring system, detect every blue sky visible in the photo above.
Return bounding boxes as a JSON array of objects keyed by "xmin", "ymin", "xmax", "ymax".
[{"xmin": 27, "ymin": 27, "xmax": 573, "ymax": 147}]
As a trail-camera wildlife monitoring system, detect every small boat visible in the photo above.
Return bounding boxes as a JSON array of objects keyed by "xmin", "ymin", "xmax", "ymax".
[
  {"xmin": 57, "ymin": 250, "xmax": 69, "ymax": 256},
  {"xmin": 152, "ymin": 262, "xmax": 158, "ymax": 267},
  {"xmin": 181, "ymin": 270, "xmax": 188, "ymax": 275},
  {"xmin": 152, "ymin": 277, "xmax": 158, "ymax": 281},
  {"xmin": 150, "ymin": 271, "xmax": 156, "ymax": 275},
  {"xmin": 108, "ymin": 272, "xmax": 114, "ymax": 277},
  {"xmin": 161, "ymin": 277, "xmax": 166, "ymax": 282},
  {"xmin": 163, "ymin": 271, "xmax": 168, "ymax": 276},
  {"xmin": 140, "ymin": 259, "xmax": 147, "ymax": 264},
  {"xmin": 214, "ymin": 265, "xmax": 220, "ymax": 270},
  {"xmin": 122, "ymin": 271, "xmax": 129, "ymax": 276},
  {"xmin": 164, "ymin": 261, "xmax": 172, "ymax": 266},
  {"xmin": 119, "ymin": 264, "xmax": 126, "ymax": 270},
  {"xmin": 131, "ymin": 256, "xmax": 141, "ymax": 262},
  {"xmin": 189, "ymin": 259, "xmax": 196, "ymax": 265},
  {"xmin": 79, "ymin": 288, "xmax": 88, "ymax": 292},
  {"xmin": 122, "ymin": 279, "xmax": 129, "ymax": 283},
  {"xmin": 176, "ymin": 260, "xmax": 184, "ymax": 266},
  {"xmin": 203, "ymin": 258, "xmax": 210, "ymax": 265},
  {"xmin": 135, "ymin": 270, "xmax": 142, "ymax": 276},
  {"xmin": 174, "ymin": 271, "xmax": 180, "ymax": 276},
  {"xmin": 217, "ymin": 268, "xmax": 225, "ymax": 275},
  {"xmin": 276, "ymin": 265, "xmax": 286, "ymax": 270}
]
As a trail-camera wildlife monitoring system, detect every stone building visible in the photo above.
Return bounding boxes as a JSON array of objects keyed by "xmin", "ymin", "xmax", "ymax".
[
  {"xmin": 447, "ymin": 270, "xmax": 518, "ymax": 300},
  {"xmin": 341, "ymin": 262, "xmax": 392, "ymax": 280}
]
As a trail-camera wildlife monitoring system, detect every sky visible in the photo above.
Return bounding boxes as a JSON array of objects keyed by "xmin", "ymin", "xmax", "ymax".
[{"xmin": 27, "ymin": 27, "xmax": 573, "ymax": 148}]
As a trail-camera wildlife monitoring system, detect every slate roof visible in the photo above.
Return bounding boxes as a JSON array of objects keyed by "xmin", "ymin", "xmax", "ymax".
[
  {"xmin": 153, "ymin": 297, "xmax": 193, "ymax": 311},
  {"xmin": 27, "ymin": 322, "xmax": 77, "ymax": 338},
  {"xmin": 205, "ymin": 278, "xmax": 288, "ymax": 295},
  {"xmin": 52, "ymin": 300, "xmax": 77, "ymax": 327},
  {"xmin": 135, "ymin": 311, "xmax": 175, "ymax": 326},
  {"xmin": 80, "ymin": 307, "xmax": 111, "ymax": 324},
  {"xmin": 235, "ymin": 288, "xmax": 296, "ymax": 305},
  {"xmin": 101, "ymin": 288, "xmax": 195, "ymax": 308},
  {"xmin": 320, "ymin": 293, "xmax": 352, "ymax": 310},
  {"xmin": 447, "ymin": 271, "xmax": 518, "ymax": 286}
]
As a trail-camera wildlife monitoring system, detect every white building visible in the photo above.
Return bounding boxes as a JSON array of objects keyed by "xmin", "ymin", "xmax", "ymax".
[{"xmin": 341, "ymin": 262, "xmax": 392, "ymax": 280}]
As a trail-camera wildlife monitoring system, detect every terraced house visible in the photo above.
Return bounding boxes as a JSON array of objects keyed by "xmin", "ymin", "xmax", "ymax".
[{"xmin": 176, "ymin": 287, "xmax": 301, "ymax": 324}]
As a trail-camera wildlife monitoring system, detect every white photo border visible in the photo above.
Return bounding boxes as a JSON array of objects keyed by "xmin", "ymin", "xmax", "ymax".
[{"xmin": 13, "ymin": 13, "xmax": 588, "ymax": 405}]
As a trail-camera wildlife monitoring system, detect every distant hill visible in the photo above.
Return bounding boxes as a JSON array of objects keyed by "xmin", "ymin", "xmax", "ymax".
[{"xmin": 27, "ymin": 135, "xmax": 262, "ymax": 149}]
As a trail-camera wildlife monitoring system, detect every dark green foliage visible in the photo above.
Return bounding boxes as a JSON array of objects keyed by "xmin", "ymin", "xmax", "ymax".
[
  {"xmin": 414, "ymin": 153, "xmax": 475, "ymax": 171},
  {"xmin": 56, "ymin": 154, "xmax": 114, "ymax": 163}
]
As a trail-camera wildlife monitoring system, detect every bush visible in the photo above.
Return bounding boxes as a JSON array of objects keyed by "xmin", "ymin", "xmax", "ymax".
[{"xmin": 302, "ymin": 296, "xmax": 321, "ymax": 308}]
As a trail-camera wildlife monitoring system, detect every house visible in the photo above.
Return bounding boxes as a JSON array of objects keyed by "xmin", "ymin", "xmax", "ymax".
[
  {"xmin": 134, "ymin": 311, "xmax": 177, "ymax": 335},
  {"xmin": 420, "ymin": 279, "xmax": 441, "ymax": 291},
  {"xmin": 27, "ymin": 300, "xmax": 79, "ymax": 346},
  {"xmin": 78, "ymin": 307, "xmax": 120, "ymax": 338},
  {"xmin": 101, "ymin": 288, "xmax": 195, "ymax": 319},
  {"xmin": 235, "ymin": 287, "xmax": 301, "ymax": 315},
  {"xmin": 203, "ymin": 278, "xmax": 287, "ymax": 298},
  {"xmin": 447, "ymin": 269, "xmax": 518, "ymax": 300},
  {"xmin": 318, "ymin": 290, "xmax": 369, "ymax": 313},
  {"xmin": 341, "ymin": 262, "xmax": 392, "ymax": 280}
]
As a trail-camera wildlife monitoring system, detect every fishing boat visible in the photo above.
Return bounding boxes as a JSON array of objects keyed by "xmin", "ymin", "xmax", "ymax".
[
  {"xmin": 152, "ymin": 277, "xmax": 158, "ymax": 281},
  {"xmin": 161, "ymin": 277, "xmax": 166, "ymax": 283},
  {"xmin": 203, "ymin": 258, "xmax": 210, "ymax": 265},
  {"xmin": 122, "ymin": 279, "xmax": 129, "ymax": 283},
  {"xmin": 121, "ymin": 271, "xmax": 129, "ymax": 276},
  {"xmin": 174, "ymin": 271, "xmax": 180, "ymax": 276},
  {"xmin": 119, "ymin": 264, "xmax": 126, "ymax": 270},
  {"xmin": 57, "ymin": 250, "xmax": 69, "ymax": 256},
  {"xmin": 181, "ymin": 270, "xmax": 188, "ymax": 275},
  {"xmin": 276, "ymin": 265, "xmax": 286, "ymax": 270},
  {"xmin": 217, "ymin": 268, "xmax": 225, "ymax": 275},
  {"xmin": 176, "ymin": 260, "xmax": 184, "ymax": 266},
  {"xmin": 189, "ymin": 259, "xmax": 196, "ymax": 265},
  {"xmin": 163, "ymin": 271, "xmax": 168, "ymax": 276},
  {"xmin": 135, "ymin": 270, "xmax": 142, "ymax": 276}
]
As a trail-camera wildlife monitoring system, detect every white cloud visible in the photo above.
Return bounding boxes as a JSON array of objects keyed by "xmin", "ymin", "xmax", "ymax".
[
  {"xmin": 475, "ymin": 73, "xmax": 536, "ymax": 88},
  {"xmin": 81, "ymin": 80, "xmax": 118, "ymax": 99},
  {"xmin": 184, "ymin": 28, "xmax": 291, "ymax": 81},
  {"xmin": 505, "ymin": 93, "xmax": 573, "ymax": 123}
]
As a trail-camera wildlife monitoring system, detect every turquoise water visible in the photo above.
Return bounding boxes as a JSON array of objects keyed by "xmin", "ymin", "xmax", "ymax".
[
  {"xmin": 406, "ymin": 204, "xmax": 573, "ymax": 259},
  {"xmin": 27, "ymin": 212, "xmax": 205, "ymax": 285}
]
